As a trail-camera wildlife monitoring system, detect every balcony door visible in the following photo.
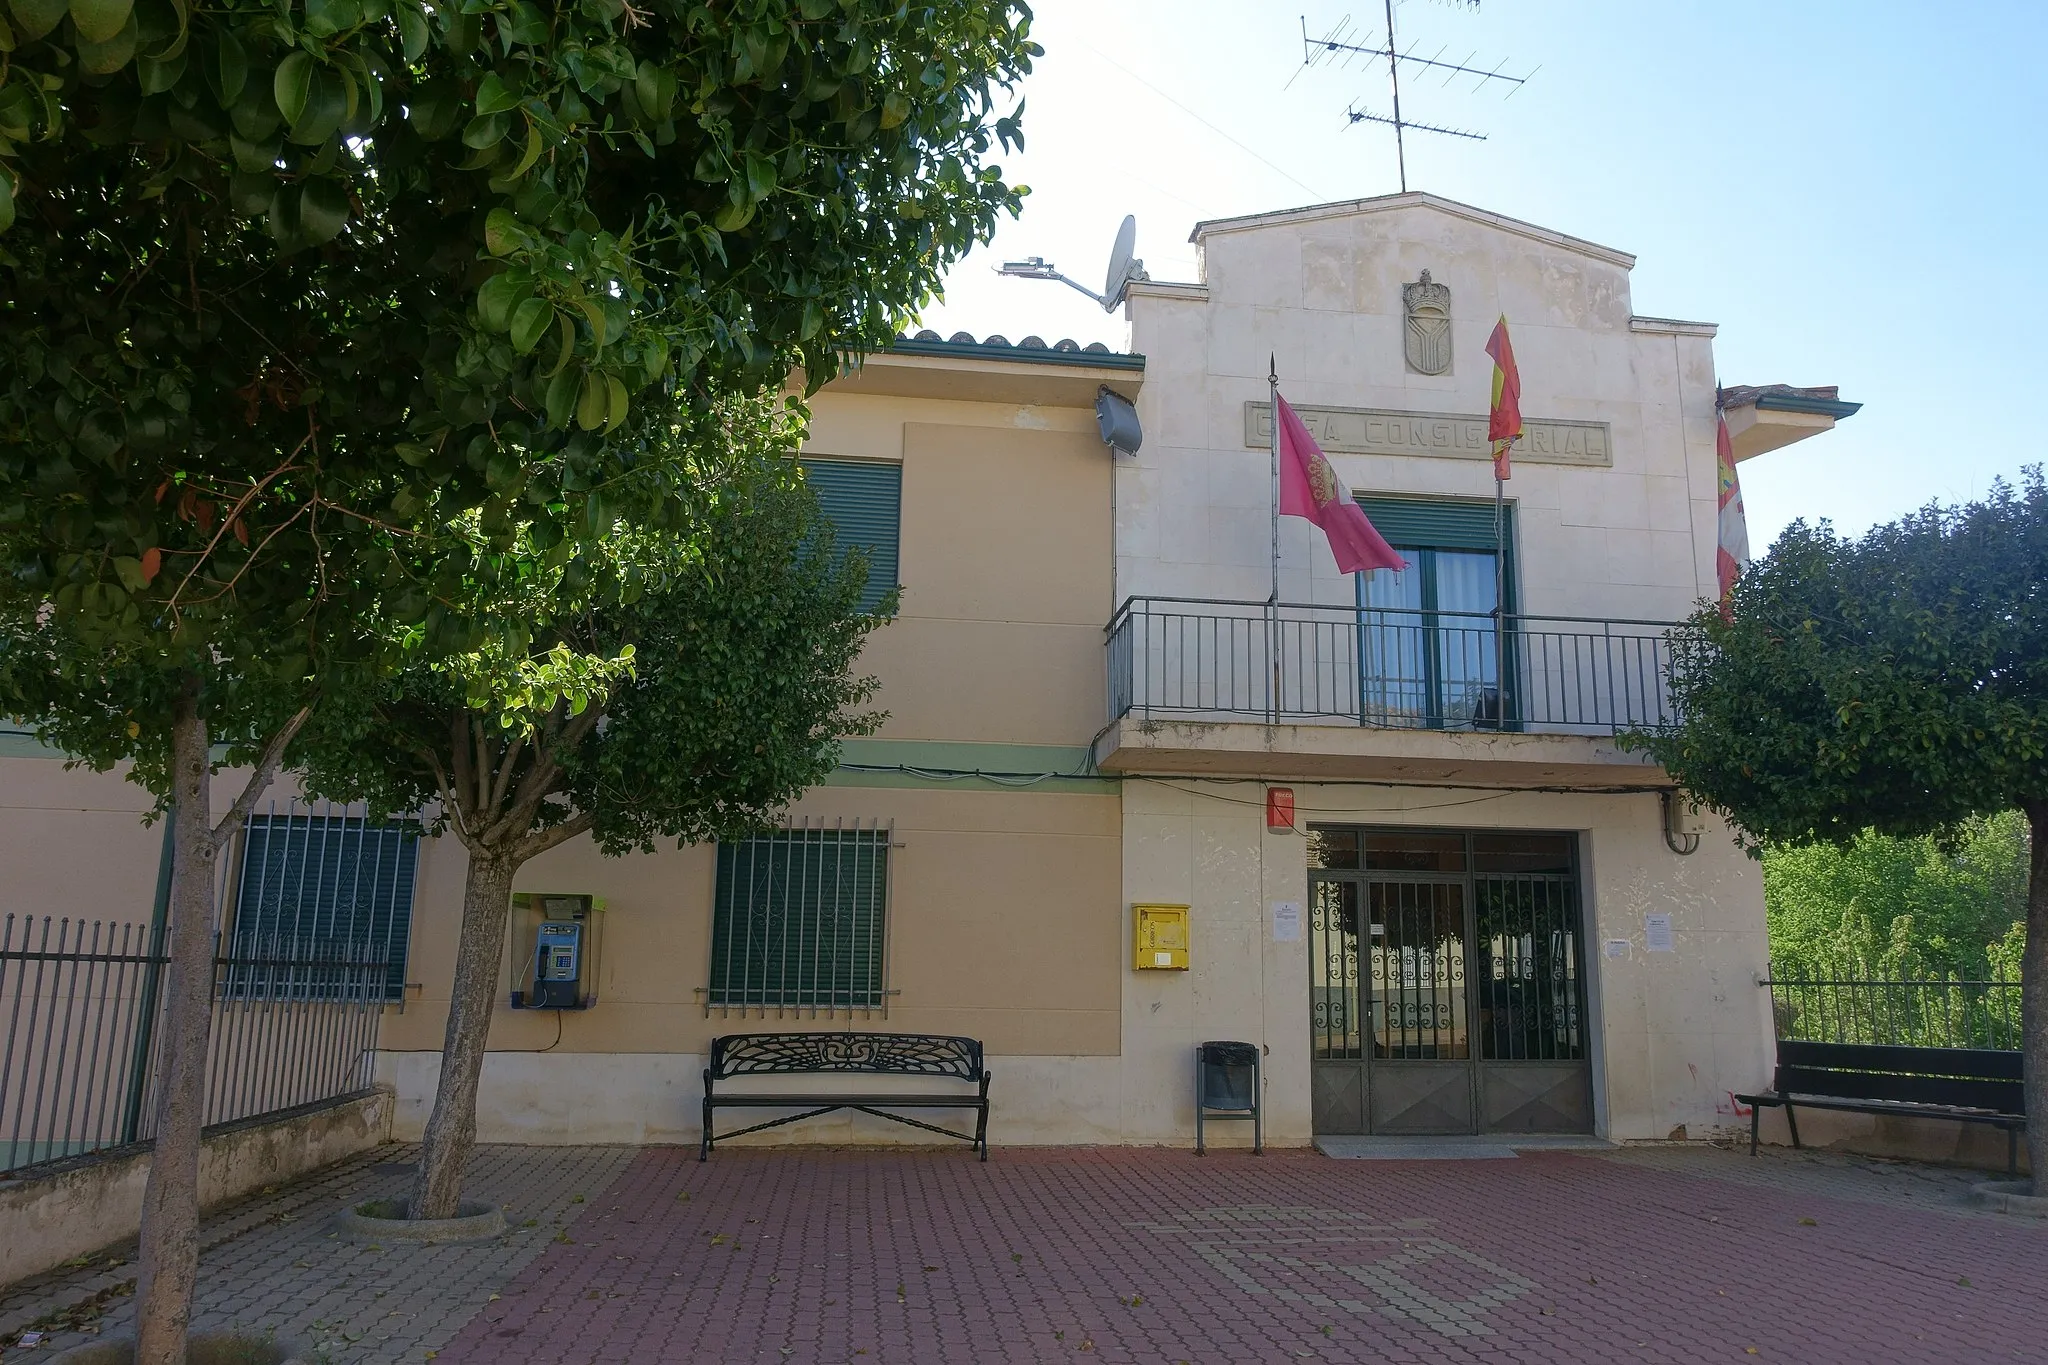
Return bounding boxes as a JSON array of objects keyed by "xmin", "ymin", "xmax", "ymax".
[
  {"xmin": 1308, "ymin": 827, "xmax": 1592, "ymax": 1136},
  {"xmin": 1356, "ymin": 497, "xmax": 1515, "ymax": 729}
]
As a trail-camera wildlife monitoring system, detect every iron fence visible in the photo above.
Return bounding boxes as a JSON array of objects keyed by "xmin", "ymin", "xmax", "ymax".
[
  {"xmin": 1763, "ymin": 968, "xmax": 2022, "ymax": 1051},
  {"xmin": 0, "ymin": 914, "xmax": 390, "ymax": 1176},
  {"xmin": 1105, "ymin": 596, "xmax": 1678, "ymax": 736}
]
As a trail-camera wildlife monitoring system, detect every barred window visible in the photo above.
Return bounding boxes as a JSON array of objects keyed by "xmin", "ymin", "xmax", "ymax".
[
  {"xmin": 709, "ymin": 824, "xmax": 889, "ymax": 1011},
  {"xmin": 226, "ymin": 806, "xmax": 421, "ymax": 1001}
]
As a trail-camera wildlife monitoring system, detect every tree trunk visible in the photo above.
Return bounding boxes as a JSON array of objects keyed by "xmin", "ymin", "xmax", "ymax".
[
  {"xmin": 410, "ymin": 849, "xmax": 520, "ymax": 1220},
  {"xmin": 2024, "ymin": 803, "xmax": 2048, "ymax": 1197},
  {"xmin": 132, "ymin": 683, "xmax": 218, "ymax": 1365}
]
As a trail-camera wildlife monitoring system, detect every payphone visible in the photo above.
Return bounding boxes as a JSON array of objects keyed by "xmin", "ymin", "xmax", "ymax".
[
  {"xmin": 510, "ymin": 892, "xmax": 604, "ymax": 1010},
  {"xmin": 531, "ymin": 920, "xmax": 583, "ymax": 1008}
]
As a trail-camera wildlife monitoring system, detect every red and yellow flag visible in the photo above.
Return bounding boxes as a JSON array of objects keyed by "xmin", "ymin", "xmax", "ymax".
[
  {"xmin": 1715, "ymin": 408, "xmax": 1749, "ymax": 616},
  {"xmin": 1485, "ymin": 315, "xmax": 1522, "ymax": 481}
]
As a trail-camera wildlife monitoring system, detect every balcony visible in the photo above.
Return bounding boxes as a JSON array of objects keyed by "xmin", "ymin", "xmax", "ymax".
[{"xmin": 1098, "ymin": 597, "xmax": 1681, "ymax": 786}]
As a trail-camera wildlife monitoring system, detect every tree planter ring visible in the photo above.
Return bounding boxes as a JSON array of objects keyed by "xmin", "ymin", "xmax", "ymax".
[
  {"xmin": 49, "ymin": 1330, "xmax": 313, "ymax": 1364},
  {"xmin": 1971, "ymin": 1180, "xmax": 2048, "ymax": 1218},
  {"xmin": 334, "ymin": 1197, "xmax": 506, "ymax": 1243}
]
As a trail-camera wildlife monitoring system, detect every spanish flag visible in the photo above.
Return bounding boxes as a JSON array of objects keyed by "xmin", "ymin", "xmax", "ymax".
[
  {"xmin": 1485, "ymin": 316, "xmax": 1521, "ymax": 481},
  {"xmin": 1715, "ymin": 406, "xmax": 1749, "ymax": 616}
]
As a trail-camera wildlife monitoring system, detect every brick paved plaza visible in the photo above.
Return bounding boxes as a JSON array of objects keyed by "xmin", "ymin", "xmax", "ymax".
[{"xmin": 3, "ymin": 1142, "xmax": 2043, "ymax": 1363}]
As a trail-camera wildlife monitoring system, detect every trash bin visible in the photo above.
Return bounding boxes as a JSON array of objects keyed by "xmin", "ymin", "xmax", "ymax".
[{"xmin": 1195, "ymin": 1040, "xmax": 1262, "ymax": 1155}]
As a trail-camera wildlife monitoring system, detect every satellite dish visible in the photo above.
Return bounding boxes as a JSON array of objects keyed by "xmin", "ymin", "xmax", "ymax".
[
  {"xmin": 997, "ymin": 215, "xmax": 1147, "ymax": 313},
  {"xmin": 1103, "ymin": 215, "xmax": 1144, "ymax": 308}
]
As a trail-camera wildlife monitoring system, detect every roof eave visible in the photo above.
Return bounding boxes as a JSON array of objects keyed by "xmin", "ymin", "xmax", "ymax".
[
  {"xmin": 880, "ymin": 337, "xmax": 1145, "ymax": 372},
  {"xmin": 1754, "ymin": 394, "xmax": 1862, "ymax": 420}
]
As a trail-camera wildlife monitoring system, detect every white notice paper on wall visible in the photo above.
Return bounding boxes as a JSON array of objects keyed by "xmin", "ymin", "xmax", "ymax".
[
  {"xmin": 1603, "ymin": 939, "xmax": 1630, "ymax": 960},
  {"xmin": 1644, "ymin": 913, "xmax": 1676, "ymax": 952},
  {"xmin": 1271, "ymin": 901, "xmax": 1303, "ymax": 942}
]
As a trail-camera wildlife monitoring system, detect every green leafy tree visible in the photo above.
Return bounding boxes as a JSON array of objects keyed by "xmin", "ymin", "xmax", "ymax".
[
  {"xmin": 292, "ymin": 399, "xmax": 886, "ymax": 1220},
  {"xmin": 1763, "ymin": 812, "xmax": 2029, "ymax": 979},
  {"xmin": 1, "ymin": 0, "xmax": 1034, "ymax": 1351},
  {"xmin": 1632, "ymin": 472, "xmax": 2048, "ymax": 1191}
]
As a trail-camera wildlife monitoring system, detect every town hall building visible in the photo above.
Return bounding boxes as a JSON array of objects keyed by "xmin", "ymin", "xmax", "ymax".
[{"xmin": 0, "ymin": 192, "xmax": 1859, "ymax": 1153}]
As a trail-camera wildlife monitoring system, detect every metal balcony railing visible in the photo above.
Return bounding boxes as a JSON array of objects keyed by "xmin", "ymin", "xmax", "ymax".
[{"xmin": 1105, "ymin": 596, "xmax": 1680, "ymax": 737}]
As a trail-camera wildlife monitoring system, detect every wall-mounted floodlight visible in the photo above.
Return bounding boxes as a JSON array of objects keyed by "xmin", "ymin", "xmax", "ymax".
[
  {"xmin": 997, "ymin": 215, "xmax": 1147, "ymax": 312},
  {"xmin": 1095, "ymin": 386, "xmax": 1142, "ymax": 457}
]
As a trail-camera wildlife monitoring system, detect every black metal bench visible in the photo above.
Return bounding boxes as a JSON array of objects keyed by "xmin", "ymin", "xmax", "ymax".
[
  {"xmin": 1735, "ymin": 1040, "xmax": 2025, "ymax": 1174},
  {"xmin": 700, "ymin": 1032, "xmax": 991, "ymax": 1161}
]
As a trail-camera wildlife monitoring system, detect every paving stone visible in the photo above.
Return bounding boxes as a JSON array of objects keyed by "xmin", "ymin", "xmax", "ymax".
[
  {"xmin": 5, "ymin": 1142, "xmax": 2044, "ymax": 1362},
  {"xmin": 0, "ymin": 1143, "xmax": 636, "ymax": 1361}
]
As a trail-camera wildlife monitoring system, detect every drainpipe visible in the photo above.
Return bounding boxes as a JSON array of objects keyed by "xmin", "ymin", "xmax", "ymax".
[{"xmin": 120, "ymin": 811, "xmax": 176, "ymax": 1145}]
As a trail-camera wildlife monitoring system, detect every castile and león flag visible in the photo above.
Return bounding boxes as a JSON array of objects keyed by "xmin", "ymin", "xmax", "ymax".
[{"xmin": 1272, "ymin": 392, "xmax": 1407, "ymax": 577}]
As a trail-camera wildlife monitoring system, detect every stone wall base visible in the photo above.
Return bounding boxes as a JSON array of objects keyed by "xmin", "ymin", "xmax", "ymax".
[
  {"xmin": 0, "ymin": 1086, "xmax": 394, "ymax": 1290},
  {"xmin": 1751, "ymin": 1102, "xmax": 2029, "ymax": 1174}
]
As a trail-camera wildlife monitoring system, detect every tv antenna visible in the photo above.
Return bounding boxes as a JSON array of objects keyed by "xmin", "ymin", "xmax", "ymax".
[
  {"xmin": 996, "ymin": 214, "xmax": 1148, "ymax": 312},
  {"xmin": 1298, "ymin": 2, "xmax": 1535, "ymax": 192}
]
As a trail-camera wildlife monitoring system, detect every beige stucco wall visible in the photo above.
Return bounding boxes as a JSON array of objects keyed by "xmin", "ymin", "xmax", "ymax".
[
  {"xmin": 1118, "ymin": 779, "xmax": 1774, "ymax": 1148},
  {"xmin": 803, "ymin": 394, "xmax": 1112, "ymax": 746},
  {"xmin": 2, "ymin": 371, "xmax": 1136, "ymax": 1153},
  {"xmin": 380, "ymin": 785, "xmax": 1121, "ymax": 1059},
  {"xmin": 374, "ymin": 782, "xmax": 1123, "ymax": 1147},
  {"xmin": 0, "ymin": 752, "xmax": 165, "ymax": 928},
  {"xmin": 371, "ymin": 377, "xmax": 1133, "ymax": 1145}
]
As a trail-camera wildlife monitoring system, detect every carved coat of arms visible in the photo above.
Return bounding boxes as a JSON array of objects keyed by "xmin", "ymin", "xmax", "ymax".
[{"xmin": 1402, "ymin": 270, "xmax": 1452, "ymax": 375}]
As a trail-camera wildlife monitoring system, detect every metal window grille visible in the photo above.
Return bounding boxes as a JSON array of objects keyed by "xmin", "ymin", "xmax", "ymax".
[
  {"xmin": 1763, "ymin": 968, "xmax": 2022, "ymax": 1051},
  {"xmin": 707, "ymin": 820, "xmax": 891, "ymax": 1017},
  {"xmin": 227, "ymin": 803, "xmax": 421, "ymax": 1002},
  {"xmin": 1472, "ymin": 873, "xmax": 1583, "ymax": 1061},
  {"xmin": 0, "ymin": 914, "xmax": 389, "ymax": 1177}
]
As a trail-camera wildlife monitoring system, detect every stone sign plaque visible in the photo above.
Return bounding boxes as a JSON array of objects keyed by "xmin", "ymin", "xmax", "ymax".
[{"xmin": 1244, "ymin": 402, "xmax": 1612, "ymax": 468}]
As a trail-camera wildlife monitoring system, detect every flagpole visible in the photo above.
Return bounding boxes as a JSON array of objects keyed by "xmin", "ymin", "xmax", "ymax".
[
  {"xmin": 1493, "ymin": 470, "xmax": 1506, "ymax": 727},
  {"xmin": 1268, "ymin": 355, "xmax": 1281, "ymax": 724},
  {"xmin": 1484, "ymin": 315, "xmax": 1521, "ymax": 733}
]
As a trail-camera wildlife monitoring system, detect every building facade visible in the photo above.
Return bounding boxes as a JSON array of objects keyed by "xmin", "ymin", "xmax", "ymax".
[
  {"xmin": 0, "ymin": 192, "xmax": 1856, "ymax": 1152},
  {"xmin": 1096, "ymin": 193, "xmax": 1851, "ymax": 1145}
]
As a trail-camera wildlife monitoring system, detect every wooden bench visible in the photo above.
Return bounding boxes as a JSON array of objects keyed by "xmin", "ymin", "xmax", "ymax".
[
  {"xmin": 700, "ymin": 1032, "xmax": 990, "ymax": 1161},
  {"xmin": 1735, "ymin": 1040, "xmax": 2025, "ymax": 1174}
]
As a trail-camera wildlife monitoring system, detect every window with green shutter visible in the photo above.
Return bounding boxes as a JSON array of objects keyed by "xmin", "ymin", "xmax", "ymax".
[
  {"xmin": 227, "ymin": 807, "xmax": 421, "ymax": 1001},
  {"xmin": 800, "ymin": 458, "xmax": 901, "ymax": 612},
  {"xmin": 1355, "ymin": 496, "xmax": 1519, "ymax": 729},
  {"xmin": 708, "ymin": 825, "xmax": 890, "ymax": 1011}
]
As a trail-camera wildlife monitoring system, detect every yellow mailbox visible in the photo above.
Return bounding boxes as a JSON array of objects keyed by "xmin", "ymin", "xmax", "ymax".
[{"xmin": 1132, "ymin": 904, "xmax": 1190, "ymax": 971}]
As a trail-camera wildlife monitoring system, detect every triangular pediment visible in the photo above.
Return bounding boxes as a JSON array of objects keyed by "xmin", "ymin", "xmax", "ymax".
[{"xmin": 1189, "ymin": 192, "xmax": 1635, "ymax": 271}]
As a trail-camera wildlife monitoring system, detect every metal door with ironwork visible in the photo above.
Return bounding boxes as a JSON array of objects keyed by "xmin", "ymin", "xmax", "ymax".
[{"xmin": 1309, "ymin": 828, "xmax": 1592, "ymax": 1135}]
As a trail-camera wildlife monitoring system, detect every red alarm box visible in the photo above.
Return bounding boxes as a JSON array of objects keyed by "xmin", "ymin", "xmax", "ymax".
[{"xmin": 1266, "ymin": 787, "xmax": 1296, "ymax": 832}]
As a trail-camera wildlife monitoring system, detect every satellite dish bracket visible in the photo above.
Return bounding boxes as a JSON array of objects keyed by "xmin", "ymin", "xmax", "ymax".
[{"xmin": 996, "ymin": 215, "xmax": 1148, "ymax": 314}]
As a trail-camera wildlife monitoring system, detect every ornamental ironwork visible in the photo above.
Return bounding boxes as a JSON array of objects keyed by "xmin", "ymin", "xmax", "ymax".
[{"xmin": 707, "ymin": 1031, "xmax": 984, "ymax": 1080}]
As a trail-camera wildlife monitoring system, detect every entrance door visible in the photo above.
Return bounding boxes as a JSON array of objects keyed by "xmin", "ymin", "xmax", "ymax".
[{"xmin": 1308, "ymin": 829, "xmax": 1592, "ymax": 1136}]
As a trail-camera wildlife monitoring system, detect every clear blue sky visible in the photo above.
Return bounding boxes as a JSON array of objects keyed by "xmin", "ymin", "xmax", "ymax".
[{"xmin": 916, "ymin": 0, "xmax": 2048, "ymax": 551}]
